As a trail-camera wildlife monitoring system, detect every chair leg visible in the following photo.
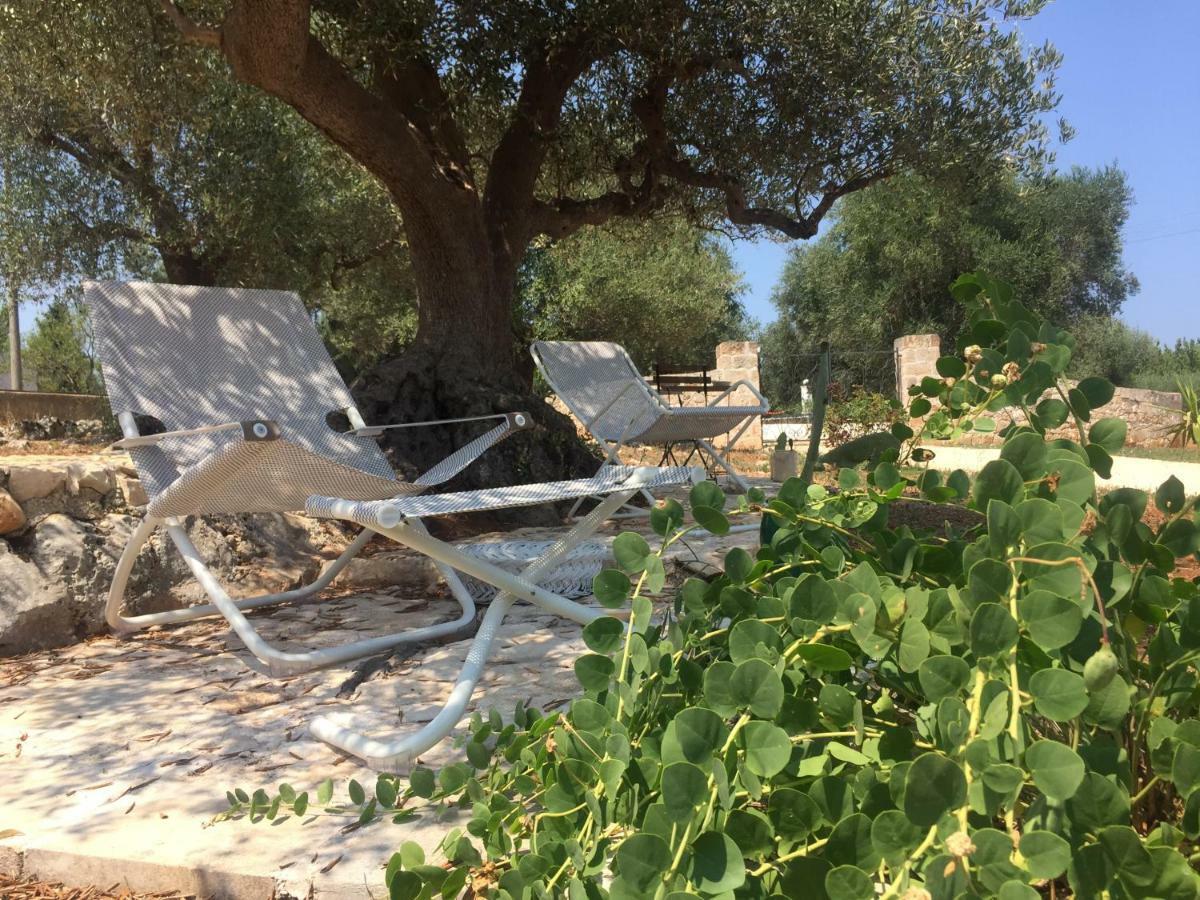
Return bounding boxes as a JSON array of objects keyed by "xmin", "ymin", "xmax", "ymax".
[
  {"xmin": 698, "ymin": 439, "xmax": 753, "ymax": 493},
  {"xmin": 105, "ymin": 518, "xmax": 477, "ymax": 677},
  {"xmin": 107, "ymin": 522, "xmax": 375, "ymax": 633},
  {"xmin": 307, "ymin": 488, "xmax": 635, "ymax": 770}
]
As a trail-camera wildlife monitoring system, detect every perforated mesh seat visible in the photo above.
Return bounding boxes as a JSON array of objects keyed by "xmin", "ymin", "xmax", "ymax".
[
  {"xmin": 84, "ymin": 281, "xmax": 406, "ymax": 515},
  {"xmin": 531, "ymin": 340, "xmax": 763, "ymax": 444}
]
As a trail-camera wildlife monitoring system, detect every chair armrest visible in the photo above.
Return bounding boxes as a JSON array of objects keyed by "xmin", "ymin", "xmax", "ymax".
[
  {"xmin": 708, "ymin": 379, "xmax": 769, "ymax": 411},
  {"xmin": 353, "ymin": 411, "xmax": 529, "ymax": 437},
  {"xmin": 112, "ymin": 419, "xmax": 280, "ymax": 449}
]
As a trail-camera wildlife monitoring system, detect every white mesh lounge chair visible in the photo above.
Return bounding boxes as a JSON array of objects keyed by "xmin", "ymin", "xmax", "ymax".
[
  {"xmin": 531, "ymin": 341, "xmax": 769, "ymax": 506},
  {"xmin": 86, "ymin": 282, "xmax": 700, "ymax": 768}
]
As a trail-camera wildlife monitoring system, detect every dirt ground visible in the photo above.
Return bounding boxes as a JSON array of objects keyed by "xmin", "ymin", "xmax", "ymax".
[{"xmin": 0, "ymin": 874, "xmax": 191, "ymax": 899}]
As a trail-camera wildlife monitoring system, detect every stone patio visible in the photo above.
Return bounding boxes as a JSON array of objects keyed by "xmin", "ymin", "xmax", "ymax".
[{"xmin": 0, "ymin": 506, "xmax": 758, "ymax": 899}]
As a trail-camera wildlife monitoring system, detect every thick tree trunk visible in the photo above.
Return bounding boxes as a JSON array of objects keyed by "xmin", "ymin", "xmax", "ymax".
[
  {"xmin": 354, "ymin": 212, "xmax": 599, "ymax": 526},
  {"xmin": 160, "ymin": 249, "xmax": 217, "ymax": 287}
]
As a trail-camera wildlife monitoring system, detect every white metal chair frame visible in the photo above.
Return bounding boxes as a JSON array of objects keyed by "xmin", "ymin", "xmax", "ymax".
[
  {"xmin": 104, "ymin": 408, "xmax": 531, "ymax": 679},
  {"xmin": 531, "ymin": 341, "xmax": 769, "ymax": 517},
  {"xmin": 303, "ymin": 464, "xmax": 698, "ymax": 769}
]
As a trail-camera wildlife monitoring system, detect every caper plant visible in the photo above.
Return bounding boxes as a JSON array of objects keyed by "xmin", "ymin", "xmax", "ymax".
[{"xmin": 226, "ymin": 274, "xmax": 1200, "ymax": 899}]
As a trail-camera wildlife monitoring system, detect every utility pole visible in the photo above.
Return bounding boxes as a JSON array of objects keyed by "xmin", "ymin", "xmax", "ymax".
[{"xmin": 6, "ymin": 283, "xmax": 20, "ymax": 391}]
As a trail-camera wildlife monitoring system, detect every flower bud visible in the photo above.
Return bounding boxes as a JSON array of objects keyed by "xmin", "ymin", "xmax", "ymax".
[
  {"xmin": 964, "ymin": 345, "xmax": 983, "ymax": 364},
  {"xmin": 990, "ymin": 373, "xmax": 1008, "ymax": 387},
  {"xmin": 1002, "ymin": 361, "xmax": 1021, "ymax": 382},
  {"xmin": 946, "ymin": 831, "xmax": 976, "ymax": 858}
]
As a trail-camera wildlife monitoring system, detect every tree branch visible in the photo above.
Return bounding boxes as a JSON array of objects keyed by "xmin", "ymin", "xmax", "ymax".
[{"xmin": 158, "ymin": 0, "xmax": 221, "ymax": 48}]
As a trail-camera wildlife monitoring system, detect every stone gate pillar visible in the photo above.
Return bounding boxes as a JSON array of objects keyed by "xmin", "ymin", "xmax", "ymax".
[
  {"xmin": 712, "ymin": 340, "xmax": 762, "ymax": 450},
  {"xmin": 893, "ymin": 334, "xmax": 940, "ymax": 400}
]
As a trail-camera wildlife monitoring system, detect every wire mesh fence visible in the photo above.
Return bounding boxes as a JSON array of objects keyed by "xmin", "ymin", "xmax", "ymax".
[{"xmin": 760, "ymin": 345, "xmax": 897, "ymax": 414}]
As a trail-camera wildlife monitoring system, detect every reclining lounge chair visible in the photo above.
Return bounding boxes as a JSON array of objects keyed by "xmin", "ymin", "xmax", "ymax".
[
  {"xmin": 531, "ymin": 341, "xmax": 768, "ymax": 505},
  {"xmin": 86, "ymin": 282, "xmax": 700, "ymax": 768}
]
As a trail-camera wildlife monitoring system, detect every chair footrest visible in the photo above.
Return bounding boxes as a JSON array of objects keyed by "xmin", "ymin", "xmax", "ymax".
[{"xmin": 306, "ymin": 465, "xmax": 703, "ymax": 529}]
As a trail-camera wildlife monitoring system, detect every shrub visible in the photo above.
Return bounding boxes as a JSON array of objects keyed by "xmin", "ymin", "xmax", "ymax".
[
  {"xmin": 824, "ymin": 385, "xmax": 903, "ymax": 447},
  {"xmin": 226, "ymin": 274, "xmax": 1200, "ymax": 899}
]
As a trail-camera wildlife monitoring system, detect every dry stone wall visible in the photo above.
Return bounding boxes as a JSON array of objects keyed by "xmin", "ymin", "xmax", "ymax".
[
  {"xmin": 892, "ymin": 333, "xmax": 1185, "ymax": 447},
  {"xmin": 0, "ymin": 450, "xmax": 354, "ymax": 656}
]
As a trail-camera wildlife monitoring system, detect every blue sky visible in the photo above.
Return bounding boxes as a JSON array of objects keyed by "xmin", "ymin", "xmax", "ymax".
[{"xmin": 730, "ymin": 0, "xmax": 1200, "ymax": 343}]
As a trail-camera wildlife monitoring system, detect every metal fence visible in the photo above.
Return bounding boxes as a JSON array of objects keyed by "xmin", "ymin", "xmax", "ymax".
[{"xmin": 761, "ymin": 345, "xmax": 897, "ymax": 414}]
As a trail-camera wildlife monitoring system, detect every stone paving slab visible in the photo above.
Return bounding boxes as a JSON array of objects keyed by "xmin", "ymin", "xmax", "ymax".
[{"xmin": 0, "ymin": 512, "xmax": 757, "ymax": 899}]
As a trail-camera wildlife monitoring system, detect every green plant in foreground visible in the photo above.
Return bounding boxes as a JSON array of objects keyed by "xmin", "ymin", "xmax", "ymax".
[{"xmin": 225, "ymin": 274, "xmax": 1200, "ymax": 899}]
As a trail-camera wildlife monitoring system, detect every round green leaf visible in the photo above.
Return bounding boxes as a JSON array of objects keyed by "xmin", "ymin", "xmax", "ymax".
[
  {"xmin": 1089, "ymin": 417, "xmax": 1127, "ymax": 453},
  {"xmin": 667, "ymin": 707, "xmax": 728, "ymax": 765},
  {"xmin": 970, "ymin": 603, "xmax": 1019, "ymax": 657},
  {"xmin": 903, "ymin": 752, "xmax": 966, "ymax": 826},
  {"xmin": 973, "ymin": 458, "xmax": 1025, "ymax": 510},
  {"xmin": 1035, "ymin": 397, "xmax": 1070, "ymax": 429},
  {"xmin": 825, "ymin": 866, "xmax": 873, "ymax": 900},
  {"xmin": 741, "ymin": 721, "xmax": 792, "ymax": 777},
  {"xmin": 592, "ymin": 569, "xmax": 632, "ymax": 608},
  {"xmin": 1077, "ymin": 376, "xmax": 1115, "ymax": 409},
  {"xmin": 690, "ymin": 480, "xmax": 726, "ymax": 511},
  {"xmin": 791, "ymin": 643, "xmax": 853, "ymax": 671},
  {"xmin": 702, "ymin": 661, "xmax": 737, "ymax": 716},
  {"xmin": 998, "ymin": 881, "xmax": 1040, "ymax": 900},
  {"xmin": 729, "ymin": 658, "xmax": 785, "ymax": 718},
  {"xmin": 918, "ymin": 655, "xmax": 970, "ymax": 702},
  {"xmin": 1020, "ymin": 829, "xmax": 1071, "ymax": 879},
  {"xmin": 769, "ymin": 788, "xmax": 821, "ymax": 838},
  {"xmin": 1029, "ymin": 669, "xmax": 1089, "ymax": 721},
  {"xmin": 1066, "ymin": 773, "xmax": 1130, "ymax": 832},
  {"xmin": 615, "ymin": 833, "xmax": 672, "ymax": 893},
  {"xmin": 612, "ymin": 532, "xmax": 652, "ymax": 574},
  {"xmin": 898, "ymin": 619, "xmax": 930, "ymax": 673},
  {"xmin": 724, "ymin": 808, "xmax": 774, "ymax": 857},
  {"xmin": 693, "ymin": 504, "xmax": 730, "ymax": 535},
  {"xmin": 1018, "ymin": 589, "xmax": 1083, "ymax": 650},
  {"xmin": 574, "ymin": 653, "xmax": 615, "ymax": 692},
  {"xmin": 1000, "ymin": 432, "xmax": 1048, "ymax": 480},
  {"xmin": 729, "ymin": 618, "xmax": 783, "ymax": 665},
  {"xmin": 686, "ymin": 832, "xmax": 745, "ymax": 894},
  {"xmin": 870, "ymin": 809, "xmax": 922, "ymax": 865},
  {"xmin": 582, "ymin": 616, "xmax": 625, "ymax": 653},
  {"xmin": 660, "ymin": 762, "xmax": 708, "ymax": 822},
  {"xmin": 1097, "ymin": 825, "xmax": 1155, "ymax": 888},
  {"xmin": 1025, "ymin": 739, "xmax": 1085, "ymax": 801}
]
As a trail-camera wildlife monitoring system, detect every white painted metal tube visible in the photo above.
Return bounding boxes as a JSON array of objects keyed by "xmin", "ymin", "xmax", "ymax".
[
  {"xmin": 108, "ymin": 528, "xmax": 375, "ymax": 631},
  {"xmin": 309, "ymin": 489, "xmax": 634, "ymax": 769},
  {"xmin": 164, "ymin": 524, "xmax": 476, "ymax": 678},
  {"xmin": 310, "ymin": 593, "xmax": 516, "ymax": 770}
]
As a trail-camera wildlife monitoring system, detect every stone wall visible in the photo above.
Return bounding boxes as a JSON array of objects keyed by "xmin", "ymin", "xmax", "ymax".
[
  {"xmin": 0, "ymin": 390, "xmax": 108, "ymax": 425},
  {"xmin": 0, "ymin": 453, "xmax": 353, "ymax": 656},
  {"xmin": 892, "ymin": 332, "xmax": 1185, "ymax": 447},
  {"xmin": 893, "ymin": 334, "xmax": 939, "ymax": 400}
]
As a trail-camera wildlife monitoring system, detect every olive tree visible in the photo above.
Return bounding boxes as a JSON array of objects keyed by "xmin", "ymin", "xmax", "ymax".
[{"xmin": 139, "ymin": 0, "xmax": 1060, "ymax": 480}]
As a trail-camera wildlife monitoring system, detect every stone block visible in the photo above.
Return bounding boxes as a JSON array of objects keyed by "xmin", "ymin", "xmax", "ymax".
[
  {"xmin": 6, "ymin": 465, "xmax": 66, "ymax": 502},
  {"xmin": 0, "ymin": 488, "xmax": 25, "ymax": 535}
]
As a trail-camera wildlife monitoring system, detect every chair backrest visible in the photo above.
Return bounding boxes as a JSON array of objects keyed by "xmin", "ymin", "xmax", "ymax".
[
  {"xmin": 84, "ymin": 281, "xmax": 394, "ymax": 497},
  {"xmin": 530, "ymin": 341, "xmax": 664, "ymax": 442}
]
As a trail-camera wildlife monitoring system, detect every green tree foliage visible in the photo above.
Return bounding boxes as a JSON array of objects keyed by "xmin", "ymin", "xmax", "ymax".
[
  {"xmin": 1070, "ymin": 318, "xmax": 1200, "ymax": 392},
  {"xmin": 142, "ymin": 0, "xmax": 1060, "ymax": 393},
  {"xmin": 228, "ymin": 275, "xmax": 1200, "ymax": 899},
  {"xmin": 0, "ymin": 0, "xmax": 415, "ymax": 363},
  {"xmin": 519, "ymin": 220, "xmax": 751, "ymax": 373},
  {"xmin": 20, "ymin": 297, "xmax": 99, "ymax": 394},
  {"xmin": 764, "ymin": 166, "xmax": 1138, "ymax": 365}
]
